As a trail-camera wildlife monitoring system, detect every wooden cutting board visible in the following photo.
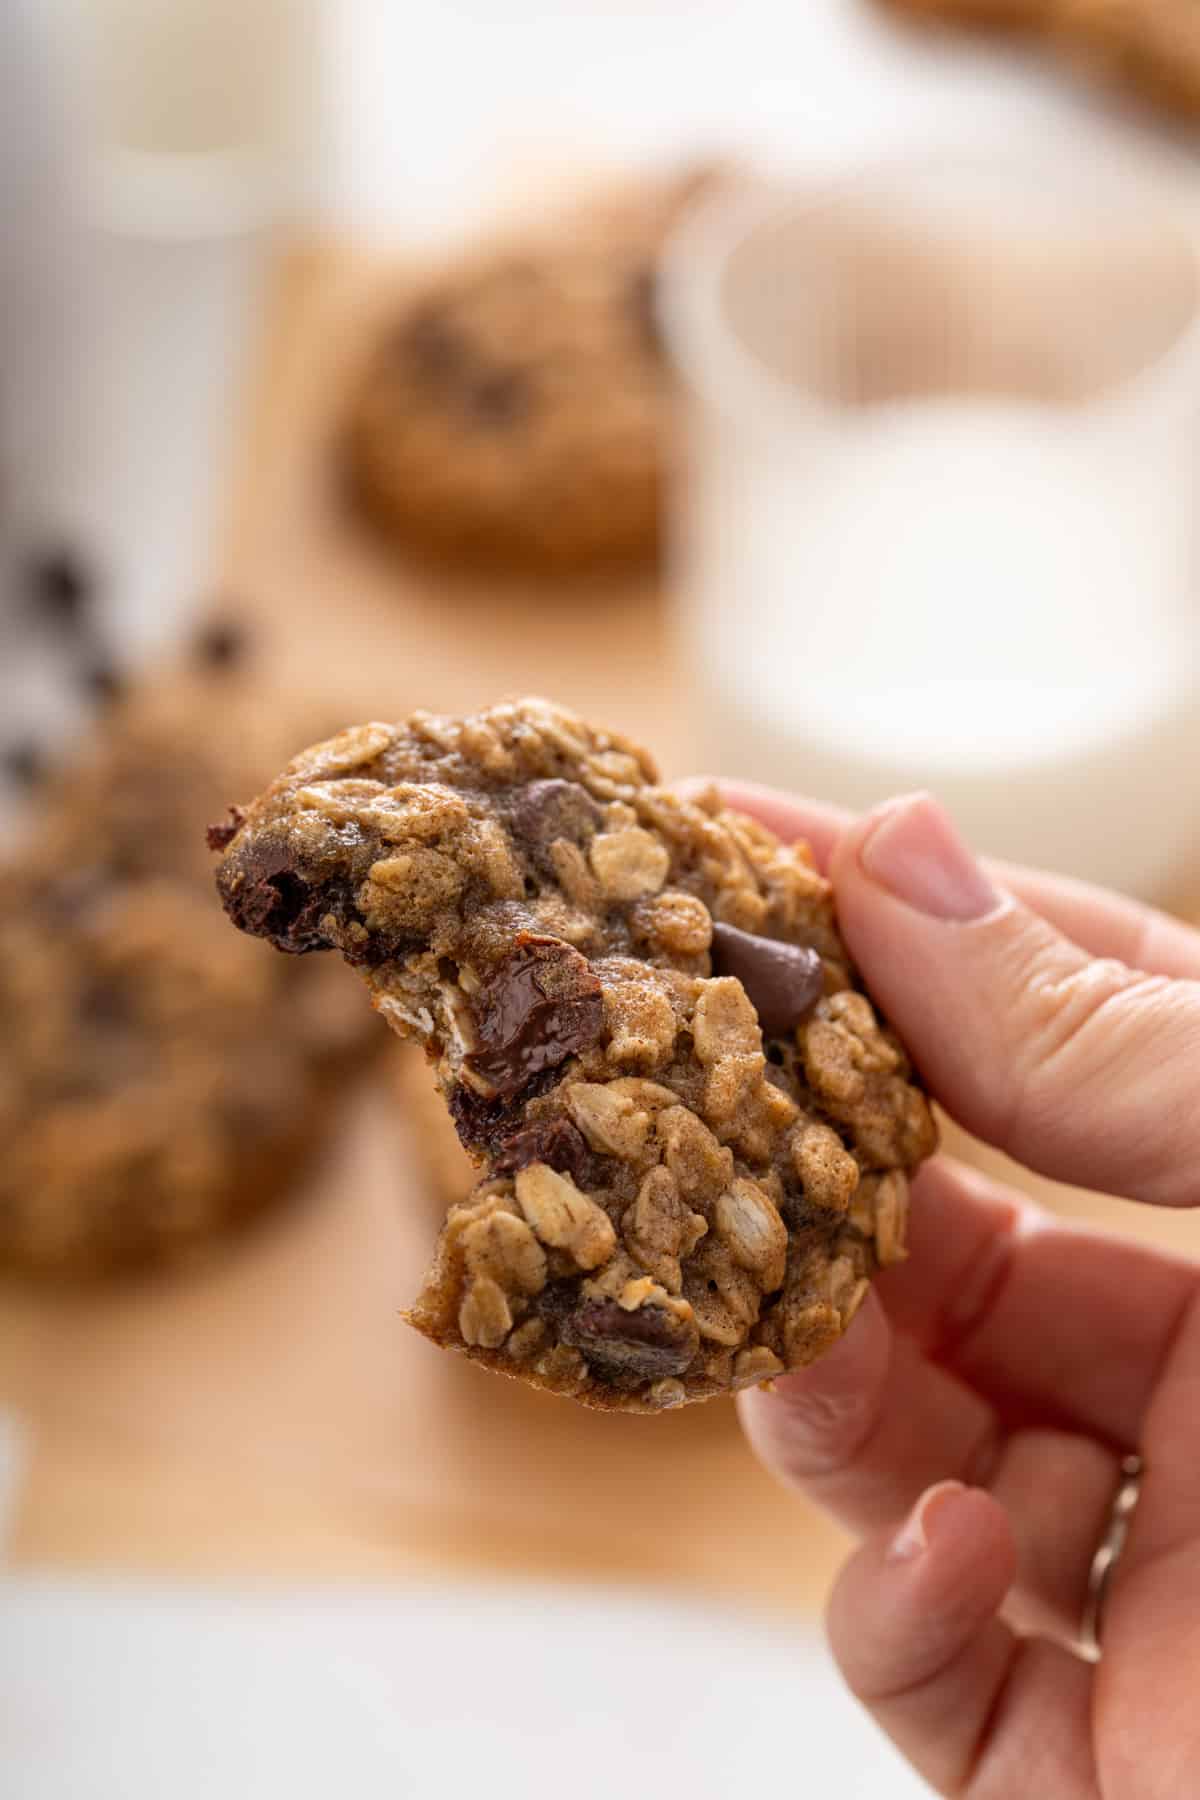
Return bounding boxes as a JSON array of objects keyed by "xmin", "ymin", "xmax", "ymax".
[{"xmin": 4, "ymin": 244, "xmax": 1198, "ymax": 1613}]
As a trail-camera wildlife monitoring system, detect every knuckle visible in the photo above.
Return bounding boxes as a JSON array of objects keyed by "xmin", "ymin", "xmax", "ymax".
[
  {"xmin": 988, "ymin": 926, "xmax": 1172, "ymax": 1156},
  {"xmin": 765, "ymin": 1364, "xmax": 887, "ymax": 1483},
  {"xmin": 1124, "ymin": 901, "xmax": 1169, "ymax": 974}
]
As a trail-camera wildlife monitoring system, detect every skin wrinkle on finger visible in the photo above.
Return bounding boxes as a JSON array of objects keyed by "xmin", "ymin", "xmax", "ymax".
[
  {"xmin": 983, "ymin": 929, "xmax": 1159, "ymax": 1163},
  {"xmin": 742, "ymin": 1291, "xmax": 893, "ymax": 1483},
  {"xmin": 987, "ymin": 860, "xmax": 1200, "ymax": 984},
  {"xmin": 887, "ymin": 1159, "xmax": 1200, "ymax": 1448},
  {"xmin": 986, "ymin": 860, "xmax": 1200, "ymax": 985},
  {"xmin": 744, "ymin": 1295, "xmax": 1005, "ymax": 1526},
  {"xmin": 899, "ymin": 1163, "xmax": 1031, "ymax": 1364},
  {"xmin": 995, "ymin": 949, "xmax": 1200, "ymax": 1208}
]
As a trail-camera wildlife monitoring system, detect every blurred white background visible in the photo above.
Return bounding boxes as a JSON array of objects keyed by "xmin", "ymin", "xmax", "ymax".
[{"xmin": 7, "ymin": 0, "xmax": 1196, "ymax": 768}]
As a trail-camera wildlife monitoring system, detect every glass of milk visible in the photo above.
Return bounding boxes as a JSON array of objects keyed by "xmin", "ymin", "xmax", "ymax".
[{"xmin": 662, "ymin": 154, "xmax": 1200, "ymax": 899}]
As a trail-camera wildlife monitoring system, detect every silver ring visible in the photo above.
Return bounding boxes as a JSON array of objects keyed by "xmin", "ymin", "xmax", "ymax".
[{"xmin": 1080, "ymin": 1453, "xmax": 1143, "ymax": 1663}]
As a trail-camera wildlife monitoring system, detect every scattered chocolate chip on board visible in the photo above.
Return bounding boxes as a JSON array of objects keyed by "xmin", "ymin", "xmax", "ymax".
[{"xmin": 213, "ymin": 699, "xmax": 937, "ymax": 1411}]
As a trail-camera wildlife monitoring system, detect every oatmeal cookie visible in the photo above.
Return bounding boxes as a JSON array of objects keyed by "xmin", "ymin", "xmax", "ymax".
[
  {"xmin": 876, "ymin": 0, "xmax": 1200, "ymax": 119},
  {"xmin": 344, "ymin": 168, "xmax": 715, "ymax": 573},
  {"xmin": 214, "ymin": 699, "xmax": 936, "ymax": 1412},
  {"xmin": 0, "ymin": 666, "xmax": 375, "ymax": 1278}
]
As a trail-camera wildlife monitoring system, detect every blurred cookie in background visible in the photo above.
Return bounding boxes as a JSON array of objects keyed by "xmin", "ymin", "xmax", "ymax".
[
  {"xmin": 343, "ymin": 165, "xmax": 722, "ymax": 574},
  {"xmin": 0, "ymin": 635, "xmax": 380, "ymax": 1279},
  {"xmin": 34, "ymin": 618, "xmax": 263, "ymax": 887},
  {"xmin": 875, "ymin": 0, "xmax": 1200, "ymax": 120}
]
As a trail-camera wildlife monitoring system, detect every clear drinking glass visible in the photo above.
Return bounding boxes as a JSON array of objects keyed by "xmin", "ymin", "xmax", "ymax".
[{"xmin": 662, "ymin": 153, "xmax": 1200, "ymax": 899}]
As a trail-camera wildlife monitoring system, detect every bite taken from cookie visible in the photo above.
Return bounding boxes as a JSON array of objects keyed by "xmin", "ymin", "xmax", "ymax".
[{"xmin": 212, "ymin": 699, "xmax": 936, "ymax": 1412}]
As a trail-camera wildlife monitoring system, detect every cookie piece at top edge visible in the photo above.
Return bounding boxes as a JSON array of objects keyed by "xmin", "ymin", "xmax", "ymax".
[
  {"xmin": 873, "ymin": 0, "xmax": 1047, "ymax": 28},
  {"xmin": 875, "ymin": 0, "xmax": 1200, "ymax": 121},
  {"xmin": 213, "ymin": 697, "xmax": 937, "ymax": 1411}
]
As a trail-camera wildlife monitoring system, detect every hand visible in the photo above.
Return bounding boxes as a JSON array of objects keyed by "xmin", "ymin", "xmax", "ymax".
[{"xmin": 726, "ymin": 785, "xmax": 1200, "ymax": 1800}]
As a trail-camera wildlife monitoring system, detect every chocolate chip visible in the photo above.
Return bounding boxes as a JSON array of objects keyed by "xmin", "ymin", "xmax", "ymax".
[
  {"xmin": 205, "ymin": 805, "xmax": 246, "ymax": 852},
  {"xmin": 466, "ymin": 367, "xmax": 531, "ymax": 426},
  {"xmin": 81, "ymin": 659, "xmax": 125, "ymax": 707},
  {"xmin": 450, "ymin": 1082, "xmax": 513, "ymax": 1146},
  {"xmin": 627, "ymin": 264, "xmax": 662, "ymax": 358},
  {"xmin": 78, "ymin": 976, "xmax": 131, "ymax": 1033},
  {"xmin": 466, "ymin": 934, "xmax": 604, "ymax": 1100},
  {"xmin": 559, "ymin": 1295, "xmax": 698, "ymax": 1382},
  {"xmin": 1, "ymin": 739, "xmax": 45, "ymax": 787},
  {"xmin": 492, "ymin": 1117, "xmax": 593, "ymax": 1186},
  {"xmin": 27, "ymin": 549, "xmax": 91, "ymax": 628},
  {"xmin": 710, "ymin": 921, "xmax": 824, "ymax": 1038},
  {"xmin": 194, "ymin": 618, "xmax": 249, "ymax": 670},
  {"xmin": 444, "ymin": 1067, "xmax": 543, "ymax": 1141},
  {"xmin": 216, "ymin": 839, "xmax": 335, "ymax": 954},
  {"xmin": 511, "ymin": 779, "xmax": 603, "ymax": 850},
  {"xmin": 398, "ymin": 306, "xmax": 465, "ymax": 381}
]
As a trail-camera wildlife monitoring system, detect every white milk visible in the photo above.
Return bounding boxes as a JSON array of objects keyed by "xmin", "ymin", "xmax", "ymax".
[{"xmin": 685, "ymin": 402, "xmax": 1200, "ymax": 895}]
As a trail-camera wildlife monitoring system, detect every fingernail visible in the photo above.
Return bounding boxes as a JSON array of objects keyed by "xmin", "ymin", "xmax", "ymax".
[
  {"xmin": 859, "ymin": 794, "xmax": 999, "ymax": 923},
  {"xmin": 887, "ymin": 1480, "xmax": 968, "ymax": 1563}
]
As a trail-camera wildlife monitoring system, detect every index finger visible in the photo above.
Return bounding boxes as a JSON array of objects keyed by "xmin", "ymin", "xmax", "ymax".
[{"xmin": 703, "ymin": 779, "xmax": 1200, "ymax": 981}]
